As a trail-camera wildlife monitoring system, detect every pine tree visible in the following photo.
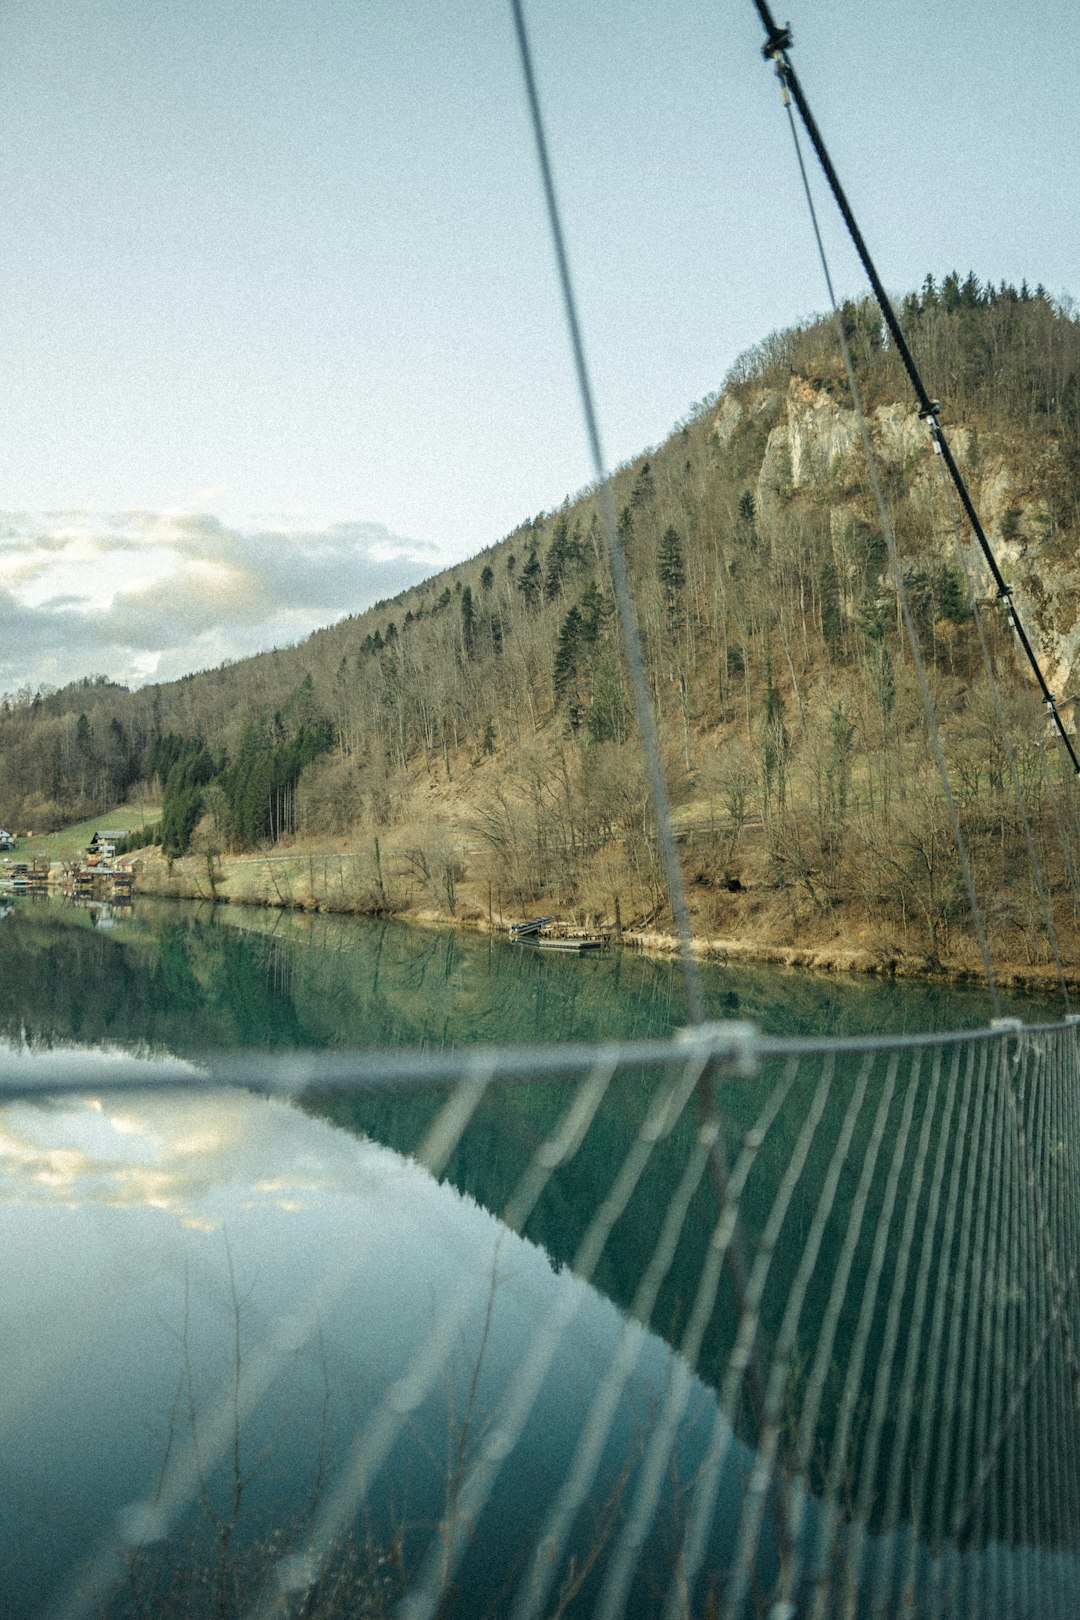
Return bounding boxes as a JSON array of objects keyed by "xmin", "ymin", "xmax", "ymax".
[
  {"xmin": 579, "ymin": 581, "xmax": 607, "ymax": 645},
  {"xmin": 820, "ymin": 560, "xmax": 843, "ymax": 659},
  {"xmin": 658, "ymin": 526, "xmax": 686, "ymax": 630},
  {"xmin": 460, "ymin": 586, "xmax": 476, "ymax": 659},
  {"xmin": 553, "ymin": 606, "xmax": 583, "ymax": 705},
  {"xmin": 630, "ymin": 460, "xmax": 655, "ymax": 509},
  {"xmin": 517, "ymin": 552, "xmax": 543, "ymax": 609}
]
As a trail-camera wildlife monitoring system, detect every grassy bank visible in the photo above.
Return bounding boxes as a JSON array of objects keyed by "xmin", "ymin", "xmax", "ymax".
[{"xmin": 124, "ymin": 828, "xmax": 1079, "ymax": 1000}]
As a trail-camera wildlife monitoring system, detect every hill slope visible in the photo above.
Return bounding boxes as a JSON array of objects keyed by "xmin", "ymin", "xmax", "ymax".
[{"xmin": 4, "ymin": 276, "xmax": 1080, "ymax": 978}]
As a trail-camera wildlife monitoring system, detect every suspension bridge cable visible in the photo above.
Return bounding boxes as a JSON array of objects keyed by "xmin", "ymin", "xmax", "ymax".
[
  {"xmin": 776, "ymin": 83, "xmax": 999, "ymax": 1006},
  {"xmin": 930, "ymin": 451, "xmax": 1071, "ymax": 1007},
  {"xmin": 507, "ymin": 0, "xmax": 705, "ymax": 1028},
  {"xmin": 505, "ymin": 7, "xmax": 802, "ymax": 1584},
  {"xmin": 751, "ymin": 0, "xmax": 1080, "ymax": 783}
]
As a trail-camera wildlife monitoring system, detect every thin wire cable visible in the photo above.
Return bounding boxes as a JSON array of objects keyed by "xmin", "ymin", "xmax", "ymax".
[
  {"xmin": 507, "ymin": 0, "xmax": 705, "ymax": 1026},
  {"xmin": 724, "ymin": 1053, "xmax": 876, "ymax": 1618},
  {"xmin": 752, "ymin": 0, "xmax": 1080, "ymax": 781},
  {"xmin": 807, "ymin": 1045, "xmax": 922, "ymax": 1619},
  {"xmin": 613, "ymin": 1051, "xmax": 834, "ymax": 1620},
  {"xmin": 777, "ymin": 87, "xmax": 999, "ymax": 1008},
  {"xmin": 506, "ymin": 10, "xmax": 801, "ymax": 1586},
  {"xmin": 895, "ymin": 1043, "xmax": 965, "ymax": 1616},
  {"xmin": 861, "ymin": 1045, "xmax": 946, "ymax": 1614},
  {"xmin": 929, "ymin": 451, "xmax": 1070, "ymax": 1008}
]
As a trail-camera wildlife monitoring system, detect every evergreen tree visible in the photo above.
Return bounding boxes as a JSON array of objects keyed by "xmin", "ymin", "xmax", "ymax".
[
  {"xmin": 517, "ymin": 552, "xmax": 543, "ymax": 609},
  {"xmin": 553, "ymin": 606, "xmax": 583, "ymax": 706},
  {"xmin": 579, "ymin": 581, "xmax": 607, "ymax": 645},
  {"xmin": 460, "ymin": 586, "xmax": 476, "ymax": 659},
  {"xmin": 630, "ymin": 460, "xmax": 655, "ymax": 510},
  {"xmin": 658, "ymin": 526, "xmax": 686, "ymax": 630},
  {"xmin": 544, "ymin": 514, "xmax": 571, "ymax": 601},
  {"xmin": 820, "ymin": 560, "xmax": 843, "ymax": 659}
]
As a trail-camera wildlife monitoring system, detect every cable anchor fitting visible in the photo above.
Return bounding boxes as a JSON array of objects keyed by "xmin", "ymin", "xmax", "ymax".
[{"xmin": 762, "ymin": 23, "xmax": 792, "ymax": 60}]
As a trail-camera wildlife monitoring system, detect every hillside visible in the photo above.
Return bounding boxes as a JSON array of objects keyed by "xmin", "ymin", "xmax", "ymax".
[{"xmin": 4, "ymin": 275, "xmax": 1080, "ymax": 980}]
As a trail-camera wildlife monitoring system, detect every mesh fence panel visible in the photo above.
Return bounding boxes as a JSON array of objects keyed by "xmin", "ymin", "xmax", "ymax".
[{"xmin": 5, "ymin": 1019, "xmax": 1080, "ymax": 1618}]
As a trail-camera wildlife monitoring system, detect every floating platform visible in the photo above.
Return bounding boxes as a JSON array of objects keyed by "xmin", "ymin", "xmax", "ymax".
[
  {"xmin": 510, "ymin": 918, "xmax": 608, "ymax": 952},
  {"xmin": 508, "ymin": 915, "xmax": 555, "ymax": 937}
]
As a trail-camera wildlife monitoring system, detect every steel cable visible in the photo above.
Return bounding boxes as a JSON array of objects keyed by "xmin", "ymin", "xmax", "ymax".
[
  {"xmin": 929, "ymin": 451, "xmax": 1070, "ymax": 1008},
  {"xmin": 776, "ymin": 82, "xmax": 998, "ymax": 1008}
]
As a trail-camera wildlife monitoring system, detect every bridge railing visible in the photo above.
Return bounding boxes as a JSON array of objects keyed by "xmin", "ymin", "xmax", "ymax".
[{"xmin": 7, "ymin": 1017, "xmax": 1080, "ymax": 1618}]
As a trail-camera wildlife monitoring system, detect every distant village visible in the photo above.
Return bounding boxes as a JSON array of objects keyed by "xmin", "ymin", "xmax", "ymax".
[{"xmin": 0, "ymin": 828, "xmax": 134, "ymax": 903}]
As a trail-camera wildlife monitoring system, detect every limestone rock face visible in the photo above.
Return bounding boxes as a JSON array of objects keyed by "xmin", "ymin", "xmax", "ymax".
[
  {"xmin": 739, "ymin": 371, "xmax": 1080, "ymax": 705},
  {"xmin": 711, "ymin": 393, "xmax": 743, "ymax": 449},
  {"xmin": 871, "ymin": 402, "xmax": 927, "ymax": 467},
  {"xmin": 784, "ymin": 378, "xmax": 861, "ymax": 488}
]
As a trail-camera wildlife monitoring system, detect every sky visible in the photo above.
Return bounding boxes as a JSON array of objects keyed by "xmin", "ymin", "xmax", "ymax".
[{"xmin": 0, "ymin": 0, "xmax": 1075, "ymax": 692}]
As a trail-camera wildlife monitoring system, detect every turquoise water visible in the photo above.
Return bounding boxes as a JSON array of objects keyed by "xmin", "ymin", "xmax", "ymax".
[
  {"xmin": 0, "ymin": 892, "xmax": 1056, "ymax": 1055},
  {"xmin": 0, "ymin": 896, "xmax": 1073, "ymax": 1617}
]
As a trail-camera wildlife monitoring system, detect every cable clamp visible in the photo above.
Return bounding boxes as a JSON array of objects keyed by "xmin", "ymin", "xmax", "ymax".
[
  {"xmin": 762, "ymin": 23, "xmax": 793, "ymax": 59},
  {"xmin": 918, "ymin": 400, "xmax": 941, "ymax": 421},
  {"xmin": 676, "ymin": 1020, "xmax": 760, "ymax": 1078}
]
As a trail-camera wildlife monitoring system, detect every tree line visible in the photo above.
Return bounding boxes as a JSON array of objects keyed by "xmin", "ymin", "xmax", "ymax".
[{"xmin": 1, "ymin": 278, "xmax": 1079, "ymax": 965}]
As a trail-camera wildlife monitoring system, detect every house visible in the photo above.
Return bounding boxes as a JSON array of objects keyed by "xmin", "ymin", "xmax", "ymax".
[{"xmin": 87, "ymin": 830, "xmax": 126, "ymax": 863}]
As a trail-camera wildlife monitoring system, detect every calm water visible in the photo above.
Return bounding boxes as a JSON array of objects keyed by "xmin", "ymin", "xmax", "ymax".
[
  {"xmin": 0, "ymin": 891, "xmax": 1055, "ymax": 1054},
  {"xmin": 0, "ymin": 896, "xmax": 1073, "ymax": 1618}
]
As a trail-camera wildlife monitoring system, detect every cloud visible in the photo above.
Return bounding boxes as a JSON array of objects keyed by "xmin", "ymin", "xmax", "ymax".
[{"xmin": 0, "ymin": 509, "xmax": 440, "ymax": 692}]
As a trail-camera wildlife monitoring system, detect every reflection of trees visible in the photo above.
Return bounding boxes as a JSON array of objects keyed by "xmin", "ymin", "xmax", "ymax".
[
  {"xmin": 0, "ymin": 897, "xmax": 1034, "ymax": 1068},
  {"xmin": 107, "ymin": 1232, "xmax": 402, "ymax": 1620},
  {"xmin": 100, "ymin": 1234, "xmax": 649, "ymax": 1620}
]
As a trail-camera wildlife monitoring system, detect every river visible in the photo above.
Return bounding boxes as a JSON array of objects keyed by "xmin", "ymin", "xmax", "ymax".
[{"xmin": 0, "ymin": 895, "xmax": 1074, "ymax": 1618}]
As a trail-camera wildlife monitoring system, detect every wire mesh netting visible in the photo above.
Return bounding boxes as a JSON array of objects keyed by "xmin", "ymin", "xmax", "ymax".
[{"xmin": 4, "ymin": 1018, "xmax": 1080, "ymax": 1618}]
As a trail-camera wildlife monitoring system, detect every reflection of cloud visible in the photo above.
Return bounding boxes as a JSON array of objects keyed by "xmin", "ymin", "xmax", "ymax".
[
  {"xmin": 0, "ymin": 1089, "xmax": 355, "ymax": 1222},
  {"xmin": 0, "ymin": 508, "xmax": 439, "ymax": 690}
]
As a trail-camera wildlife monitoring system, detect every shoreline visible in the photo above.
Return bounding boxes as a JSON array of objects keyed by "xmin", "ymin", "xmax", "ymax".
[{"xmin": 121, "ymin": 846, "xmax": 1079, "ymax": 1002}]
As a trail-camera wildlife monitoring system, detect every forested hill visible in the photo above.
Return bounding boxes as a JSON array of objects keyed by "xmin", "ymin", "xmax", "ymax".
[{"xmin": 4, "ymin": 277, "xmax": 1080, "ymax": 970}]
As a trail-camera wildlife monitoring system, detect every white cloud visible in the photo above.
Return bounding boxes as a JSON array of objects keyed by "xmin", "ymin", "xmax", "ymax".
[{"xmin": 0, "ymin": 509, "xmax": 440, "ymax": 693}]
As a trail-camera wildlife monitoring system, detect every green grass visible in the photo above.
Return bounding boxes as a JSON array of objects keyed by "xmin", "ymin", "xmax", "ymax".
[{"xmin": 11, "ymin": 803, "xmax": 161, "ymax": 862}]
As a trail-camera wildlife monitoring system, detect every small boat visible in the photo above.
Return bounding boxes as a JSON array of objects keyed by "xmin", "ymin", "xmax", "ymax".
[{"xmin": 508, "ymin": 915, "xmax": 555, "ymax": 937}]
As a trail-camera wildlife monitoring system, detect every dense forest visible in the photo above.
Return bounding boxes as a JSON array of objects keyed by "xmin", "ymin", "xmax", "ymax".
[{"xmin": 4, "ymin": 275, "xmax": 1080, "ymax": 973}]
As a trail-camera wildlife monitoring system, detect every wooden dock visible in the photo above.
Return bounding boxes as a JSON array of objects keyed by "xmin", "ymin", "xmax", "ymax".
[{"xmin": 509, "ymin": 918, "xmax": 609, "ymax": 953}]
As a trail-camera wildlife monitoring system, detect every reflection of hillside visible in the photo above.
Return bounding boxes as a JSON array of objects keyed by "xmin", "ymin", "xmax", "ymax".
[
  {"xmin": 0, "ymin": 1078, "xmax": 747, "ymax": 1620},
  {"xmin": 0, "ymin": 896, "xmax": 1052, "ymax": 1064}
]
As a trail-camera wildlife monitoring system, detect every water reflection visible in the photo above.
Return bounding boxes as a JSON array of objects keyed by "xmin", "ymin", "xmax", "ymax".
[
  {"xmin": 0, "ymin": 894, "xmax": 1056, "ymax": 1062},
  {"xmin": 3, "ymin": 903, "xmax": 1079, "ymax": 1615},
  {"xmin": 0, "ymin": 1052, "xmax": 756, "ymax": 1620},
  {"xmin": 6, "ymin": 1046, "xmax": 1080, "ymax": 1618}
]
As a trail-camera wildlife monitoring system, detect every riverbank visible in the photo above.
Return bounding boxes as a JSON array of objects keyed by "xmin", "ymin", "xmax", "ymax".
[{"xmin": 123, "ymin": 842, "xmax": 1079, "ymax": 1000}]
